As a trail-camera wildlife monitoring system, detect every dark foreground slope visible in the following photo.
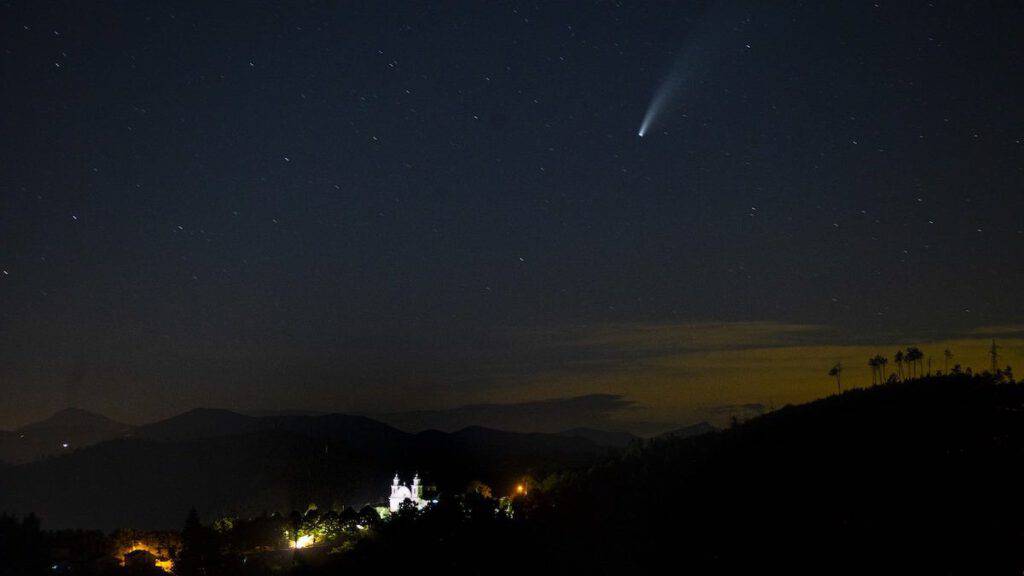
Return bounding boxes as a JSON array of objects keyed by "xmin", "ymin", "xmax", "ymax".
[
  {"xmin": 324, "ymin": 373, "xmax": 1023, "ymax": 576},
  {"xmin": 537, "ymin": 373, "xmax": 1024, "ymax": 574}
]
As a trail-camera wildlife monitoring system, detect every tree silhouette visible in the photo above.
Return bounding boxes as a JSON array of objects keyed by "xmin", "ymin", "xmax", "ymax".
[
  {"xmin": 176, "ymin": 508, "xmax": 220, "ymax": 576},
  {"xmin": 828, "ymin": 362, "xmax": 842, "ymax": 393},
  {"xmin": 0, "ymin": 514, "xmax": 47, "ymax": 575},
  {"xmin": 895, "ymin": 350, "xmax": 905, "ymax": 381},
  {"xmin": 358, "ymin": 505, "xmax": 381, "ymax": 528},
  {"xmin": 908, "ymin": 347, "xmax": 924, "ymax": 378},
  {"xmin": 944, "ymin": 349, "xmax": 953, "ymax": 374},
  {"xmin": 869, "ymin": 354, "xmax": 888, "ymax": 385}
]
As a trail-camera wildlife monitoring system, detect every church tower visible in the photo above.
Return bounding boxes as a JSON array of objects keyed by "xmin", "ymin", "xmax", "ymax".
[{"xmin": 388, "ymin": 472, "xmax": 428, "ymax": 512}]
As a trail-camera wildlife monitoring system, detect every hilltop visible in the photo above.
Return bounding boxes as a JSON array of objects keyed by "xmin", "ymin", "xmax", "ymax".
[
  {"xmin": 0, "ymin": 408, "xmax": 132, "ymax": 464},
  {"xmin": 325, "ymin": 372, "xmax": 1024, "ymax": 575},
  {"xmin": 534, "ymin": 372, "xmax": 1024, "ymax": 574}
]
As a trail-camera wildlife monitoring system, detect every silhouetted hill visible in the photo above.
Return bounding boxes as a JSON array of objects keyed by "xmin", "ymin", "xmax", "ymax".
[
  {"xmin": 283, "ymin": 374, "xmax": 1024, "ymax": 576},
  {"xmin": 133, "ymin": 408, "xmax": 258, "ymax": 442},
  {"xmin": 538, "ymin": 374, "xmax": 1024, "ymax": 574},
  {"xmin": 259, "ymin": 413, "xmax": 410, "ymax": 448},
  {"xmin": 247, "ymin": 409, "xmax": 327, "ymax": 418},
  {"xmin": 0, "ymin": 414, "xmax": 606, "ymax": 530},
  {"xmin": 0, "ymin": 408, "xmax": 132, "ymax": 464},
  {"xmin": 19, "ymin": 408, "xmax": 125, "ymax": 433},
  {"xmin": 7, "ymin": 375, "xmax": 1023, "ymax": 574}
]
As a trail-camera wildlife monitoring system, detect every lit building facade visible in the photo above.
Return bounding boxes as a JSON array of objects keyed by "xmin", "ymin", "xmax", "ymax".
[{"xmin": 389, "ymin": 473, "xmax": 429, "ymax": 512}]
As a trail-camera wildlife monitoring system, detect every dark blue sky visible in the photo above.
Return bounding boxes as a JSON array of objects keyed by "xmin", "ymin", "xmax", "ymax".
[{"xmin": 1, "ymin": 1, "xmax": 1021, "ymax": 429}]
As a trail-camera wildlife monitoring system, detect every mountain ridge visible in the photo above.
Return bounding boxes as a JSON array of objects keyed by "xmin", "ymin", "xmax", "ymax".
[
  {"xmin": 0, "ymin": 408, "xmax": 132, "ymax": 464},
  {"xmin": 0, "ymin": 412, "xmax": 610, "ymax": 530}
]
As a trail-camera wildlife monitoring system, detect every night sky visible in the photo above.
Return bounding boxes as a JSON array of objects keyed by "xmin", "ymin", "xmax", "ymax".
[{"xmin": 2, "ymin": 1, "xmax": 1022, "ymax": 432}]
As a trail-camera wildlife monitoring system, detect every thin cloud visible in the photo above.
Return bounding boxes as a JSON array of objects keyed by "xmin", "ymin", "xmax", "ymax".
[
  {"xmin": 493, "ymin": 322, "xmax": 1024, "ymax": 434},
  {"xmin": 374, "ymin": 393, "xmax": 639, "ymax": 434}
]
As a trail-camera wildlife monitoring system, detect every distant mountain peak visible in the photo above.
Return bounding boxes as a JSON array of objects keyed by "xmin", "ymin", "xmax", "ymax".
[
  {"xmin": 53, "ymin": 407, "xmax": 97, "ymax": 417},
  {"xmin": 3, "ymin": 408, "xmax": 132, "ymax": 465},
  {"xmin": 133, "ymin": 408, "xmax": 256, "ymax": 442},
  {"xmin": 19, "ymin": 408, "xmax": 127, "ymax": 432}
]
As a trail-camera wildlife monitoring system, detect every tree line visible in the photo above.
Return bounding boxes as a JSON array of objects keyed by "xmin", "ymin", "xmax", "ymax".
[{"xmin": 829, "ymin": 341, "xmax": 1013, "ymax": 393}]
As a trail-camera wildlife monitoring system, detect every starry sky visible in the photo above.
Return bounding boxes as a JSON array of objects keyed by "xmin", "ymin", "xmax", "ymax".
[{"xmin": 1, "ymin": 1, "xmax": 1022, "ymax": 432}]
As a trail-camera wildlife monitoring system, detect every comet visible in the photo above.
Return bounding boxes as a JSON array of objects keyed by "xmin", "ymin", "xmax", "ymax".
[
  {"xmin": 636, "ymin": 1, "xmax": 743, "ymax": 138},
  {"xmin": 637, "ymin": 70, "xmax": 684, "ymax": 138}
]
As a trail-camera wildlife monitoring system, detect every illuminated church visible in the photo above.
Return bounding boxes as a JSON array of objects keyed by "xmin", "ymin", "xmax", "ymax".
[{"xmin": 389, "ymin": 473, "xmax": 429, "ymax": 512}]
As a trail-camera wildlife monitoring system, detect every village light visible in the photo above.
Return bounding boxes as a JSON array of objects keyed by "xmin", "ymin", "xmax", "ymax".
[{"xmin": 119, "ymin": 541, "xmax": 174, "ymax": 573}]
